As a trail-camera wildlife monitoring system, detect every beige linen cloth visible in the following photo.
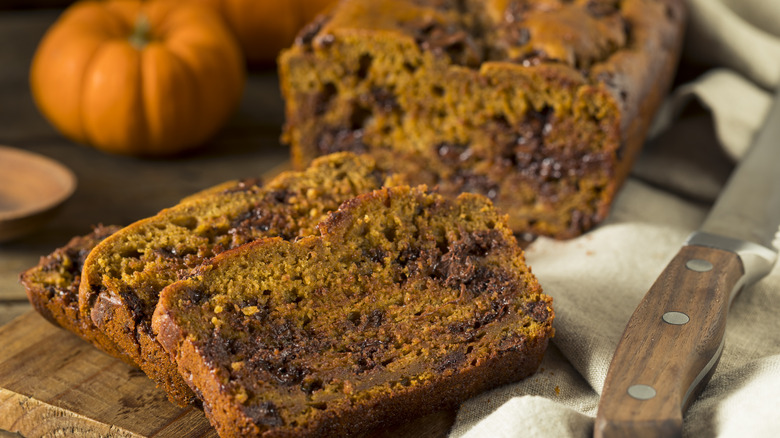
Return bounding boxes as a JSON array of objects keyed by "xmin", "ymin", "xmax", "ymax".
[{"xmin": 451, "ymin": 0, "xmax": 780, "ymax": 436}]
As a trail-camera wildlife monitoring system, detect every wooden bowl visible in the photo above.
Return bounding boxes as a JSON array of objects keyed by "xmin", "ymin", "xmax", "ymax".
[{"xmin": 0, "ymin": 145, "xmax": 77, "ymax": 243}]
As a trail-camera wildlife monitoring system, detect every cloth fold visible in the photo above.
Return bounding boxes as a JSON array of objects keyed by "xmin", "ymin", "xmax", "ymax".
[{"xmin": 452, "ymin": 0, "xmax": 780, "ymax": 436}]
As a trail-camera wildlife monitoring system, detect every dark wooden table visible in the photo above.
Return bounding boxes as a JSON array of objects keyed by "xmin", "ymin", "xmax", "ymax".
[{"xmin": 0, "ymin": 8, "xmax": 454, "ymax": 437}]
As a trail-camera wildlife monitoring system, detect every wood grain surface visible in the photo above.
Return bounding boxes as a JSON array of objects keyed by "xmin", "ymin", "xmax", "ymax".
[
  {"xmin": 0, "ymin": 312, "xmax": 217, "ymax": 438},
  {"xmin": 595, "ymin": 246, "xmax": 744, "ymax": 438}
]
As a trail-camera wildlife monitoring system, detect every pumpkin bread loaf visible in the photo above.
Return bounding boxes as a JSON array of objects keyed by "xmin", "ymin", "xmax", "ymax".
[
  {"xmin": 78, "ymin": 152, "xmax": 402, "ymax": 406},
  {"xmin": 153, "ymin": 185, "xmax": 554, "ymax": 437},
  {"xmin": 279, "ymin": 0, "xmax": 686, "ymax": 238}
]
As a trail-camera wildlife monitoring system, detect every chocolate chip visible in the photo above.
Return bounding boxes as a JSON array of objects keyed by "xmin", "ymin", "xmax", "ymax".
[
  {"xmin": 568, "ymin": 209, "xmax": 599, "ymax": 235},
  {"xmin": 397, "ymin": 246, "xmax": 421, "ymax": 266},
  {"xmin": 349, "ymin": 339, "xmax": 385, "ymax": 373},
  {"xmin": 182, "ymin": 286, "xmax": 207, "ymax": 306},
  {"xmin": 416, "ymin": 23, "xmax": 483, "ymax": 68},
  {"xmin": 356, "ymin": 53, "xmax": 373, "ymax": 80},
  {"xmin": 349, "ymin": 104, "xmax": 372, "ymax": 130},
  {"xmin": 623, "ymin": 19, "xmax": 633, "ymax": 44},
  {"xmin": 366, "ymin": 309, "xmax": 385, "ymax": 328},
  {"xmin": 435, "ymin": 350, "xmax": 466, "ymax": 372},
  {"xmin": 314, "ymin": 82, "xmax": 338, "ymax": 116},
  {"xmin": 363, "ymin": 247, "xmax": 388, "ymax": 263},
  {"xmin": 370, "ymin": 88, "xmax": 401, "ymax": 113},
  {"xmin": 300, "ymin": 377, "xmax": 323, "ymax": 395},
  {"xmin": 432, "ymin": 230, "xmax": 514, "ymax": 295},
  {"xmin": 522, "ymin": 300, "xmax": 551, "ymax": 323},
  {"xmin": 119, "ymin": 287, "xmax": 148, "ymax": 325},
  {"xmin": 245, "ymin": 401, "xmax": 284, "ymax": 427},
  {"xmin": 271, "ymin": 189, "xmax": 292, "ymax": 204}
]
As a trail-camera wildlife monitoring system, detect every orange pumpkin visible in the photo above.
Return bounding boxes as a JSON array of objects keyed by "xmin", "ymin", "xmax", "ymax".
[
  {"xmin": 195, "ymin": 0, "xmax": 337, "ymax": 65},
  {"xmin": 30, "ymin": 0, "xmax": 246, "ymax": 156}
]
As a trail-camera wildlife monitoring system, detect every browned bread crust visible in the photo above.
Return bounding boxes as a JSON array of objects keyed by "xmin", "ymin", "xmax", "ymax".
[
  {"xmin": 76, "ymin": 153, "xmax": 402, "ymax": 406},
  {"xmin": 279, "ymin": 0, "xmax": 686, "ymax": 238},
  {"xmin": 19, "ymin": 225, "xmax": 132, "ymax": 363},
  {"xmin": 153, "ymin": 185, "xmax": 554, "ymax": 437},
  {"xmin": 18, "ymin": 182, "xmax": 258, "ymax": 366}
]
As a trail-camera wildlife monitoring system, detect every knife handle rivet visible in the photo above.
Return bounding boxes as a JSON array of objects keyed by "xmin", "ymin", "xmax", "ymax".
[
  {"xmin": 662, "ymin": 311, "xmax": 690, "ymax": 325},
  {"xmin": 686, "ymin": 258, "xmax": 713, "ymax": 272},
  {"xmin": 627, "ymin": 384, "xmax": 657, "ymax": 400}
]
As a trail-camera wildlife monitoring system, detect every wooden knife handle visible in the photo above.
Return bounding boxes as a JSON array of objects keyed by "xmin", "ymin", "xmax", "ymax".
[{"xmin": 594, "ymin": 245, "xmax": 744, "ymax": 438}]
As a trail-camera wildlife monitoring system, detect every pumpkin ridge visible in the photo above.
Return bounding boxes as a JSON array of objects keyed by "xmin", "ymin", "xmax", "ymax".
[
  {"xmin": 82, "ymin": 41, "xmax": 147, "ymax": 154},
  {"xmin": 84, "ymin": 1, "xmax": 130, "ymax": 40},
  {"xmin": 143, "ymin": 0, "xmax": 177, "ymax": 42},
  {"xmin": 77, "ymin": 41, "xmax": 112, "ymax": 148},
  {"xmin": 161, "ymin": 42, "xmax": 213, "ymax": 148},
  {"xmin": 162, "ymin": 47, "xmax": 202, "ymax": 149},
  {"xmin": 65, "ymin": 38, "xmax": 106, "ymax": 145},
  {"xmin": 142, "ymin": 45, "xmax": 197, "ymax": 152},
  {"xmin": 103, "ymin": 0, "xmax": 142, "ymax": 38},
  {"xmin": 132, "ymin": 46, "xmax": 151, "ymax": 154}
]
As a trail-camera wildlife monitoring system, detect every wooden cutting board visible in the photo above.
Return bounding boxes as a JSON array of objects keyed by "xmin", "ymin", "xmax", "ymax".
[
  {"xmin": 0, "ymin": 312, "xmax": 455, "ymax": 437},
  {"xmin": 0, "ymin": 311, "xmax": 216, "ymax": 437}
]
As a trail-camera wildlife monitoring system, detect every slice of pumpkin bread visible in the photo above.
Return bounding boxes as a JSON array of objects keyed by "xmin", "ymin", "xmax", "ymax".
[
  {"xmin": 153, "ymin": 185, "xmax": 554, "ymax": 437},
  {"xmin": 78, "ymin": 152, "xmax": 401, "ymax": 406},
  {"xmin": 20, "ymin": 225, "xmax": 132, "ymax": 363},
  {"xmin": 18, "ymin": 182, "xmax": 247, "ymax": 363}
]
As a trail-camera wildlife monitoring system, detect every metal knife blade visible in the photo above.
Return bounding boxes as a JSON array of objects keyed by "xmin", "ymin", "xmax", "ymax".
[
  {"xmin": 699, "ymin": 95, "xmax": 780, "ymax": 251},
  {"xmin": 594, "ymin": 86, "xmax": 780, "ymax": 438}
]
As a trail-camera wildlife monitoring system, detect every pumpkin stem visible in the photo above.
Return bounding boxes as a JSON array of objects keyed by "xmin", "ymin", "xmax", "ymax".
[{"xmin": 129, "ymin": 15, "xmax": 151, "ymax": 49}]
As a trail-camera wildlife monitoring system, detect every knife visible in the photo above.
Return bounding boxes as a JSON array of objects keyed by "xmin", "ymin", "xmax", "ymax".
[{"xmin": 594, "ymin": 87, "xmax": 780, "ymax": 438}]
